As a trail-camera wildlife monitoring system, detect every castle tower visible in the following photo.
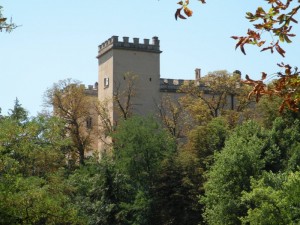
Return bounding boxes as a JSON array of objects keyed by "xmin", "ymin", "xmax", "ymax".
[{"xmin": 97, "ymin": 35, "xmax": 162, "ymax": 128}]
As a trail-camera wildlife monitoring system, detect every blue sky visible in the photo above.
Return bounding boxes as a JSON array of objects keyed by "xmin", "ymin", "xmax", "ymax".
[{"xmin": 1, "ymin": 1, "xmax": 299, "ymax": 116}]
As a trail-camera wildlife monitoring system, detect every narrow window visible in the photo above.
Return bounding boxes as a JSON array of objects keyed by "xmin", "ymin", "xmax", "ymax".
[
  {"xmin": 86, "ymin": 117, "xmax": 92, "ymax": 129},
  {"xmin": 104, "ymin": 77, "xmax": 109, "ymax": 88}
]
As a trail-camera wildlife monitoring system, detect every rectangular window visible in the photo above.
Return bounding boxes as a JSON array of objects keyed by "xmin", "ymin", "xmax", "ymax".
[{"xmin": 104, "ymin": 77, "xmax": 109, "ymax": 88}]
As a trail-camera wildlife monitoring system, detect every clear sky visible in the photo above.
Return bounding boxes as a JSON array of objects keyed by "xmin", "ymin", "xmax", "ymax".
[{"xmin": 1, "ymin": 1, "xmax": 299, "ymax": 116}]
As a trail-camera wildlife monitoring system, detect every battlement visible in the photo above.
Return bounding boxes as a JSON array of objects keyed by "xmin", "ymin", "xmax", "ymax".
[
  {"xmin": 84, "ymin": 82, "xmax": 98, "ymax": 97},
  {"xmin": 160, "ymin": 78, "xmax": 191, "ymax": 92},
  {"xmin": 97, "ymin": 36, "xmax": 161, "ymax": 57},
  {"xmin": 160, "ymin": 78, "xmax": 207, "ymax": 93}
]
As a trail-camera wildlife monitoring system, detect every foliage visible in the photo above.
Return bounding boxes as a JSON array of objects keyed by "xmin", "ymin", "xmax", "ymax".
[
  {"xmin": 0, "ymin": 115, "xmax": 68, "ymax": 177},
  {"xmin": 8, "ymin": 98, "xmax": 28, "ymax": 124},
  {"xmin": 112, "ymin": 116, "xmax": 177, "ymax": 224},
  {"xmin": 180, "ymin": 70, "xmax": 251, "ymax": 119},
  {"xmin": 0, "ymin": 172, "xmax": 83, "ymax": 225},
  {"xmin": 176, "ymin": 0, "xmax": 299, "ymax": 57},
  {"xmin": 0, "ymin": 5, "xmax": 17, "ymax": 32},
  {"xmin": 113, "ymin": 116, "xmax": 176, "ymax": 187},
  {"xmin": 202, "ymin": 116, "xmax": 300, "ymax": 224},
  {"xmin": 95, "ymin": 99, "xmax": 114, "ymax": 148},
  {"xmin": 201, "ymin": 121, "xmax": 269, "ymax": 225},
  {"xmin": 184, "ymin": 117, "xmax": 229, "ymax": 170},
  {"xmin": 0, "ymin": 104, "xmax": 83, "ymax": 224},
  {"xmin": 241, "ymin": 171, "xmax": 300, "ymax": 225},
  {"xmin": 68, "ymin": 157, "xmax": 132, "ymax": 225},
  {"xmin": 157, "ymin": 94, "xmax": 192, "ymax": 139},
  {"xmin": 175, "ymin": 1, "xmax": 300, "ymax": 114},
  {"xmin": 71, "ymin": 116, "xmax": 179, "ymax": 225},
  {"xmin": 175, "ymin": 0, "xmax": 195, "ymax": 20},
  {"xmin": 243, "ymin": 64, "xmax": 300, "ymax": 112},
  {"xmin": 44, "ymin": 79, "xmax": 97, "ymax": 165},
  {"xmin": 152, "ymin": 154, "xmax": 203, "ymax": 225},
  {"xmin": 235, "ymin": 0, "xmax": 300, "ymax": 113}
]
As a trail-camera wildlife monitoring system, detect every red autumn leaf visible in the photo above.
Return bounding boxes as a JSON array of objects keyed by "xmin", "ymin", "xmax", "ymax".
[
  {"xmin": 275, "ymin": 42, "xmax": 286, "ymax": 57},
  {"xmin": 240, "ymin": 44, "xmax": 246, "ymax": 55},
  {"xmin": 184, "ymin": 7, "xmax": 193, "ymax": 17},
  {"xmin": 257, "ymin": 41, "xmax": 266, "ymax": 47},
  {"xmin": 175, "ymin": 8, "xmax": 186, "ymax": 20},
  {"xmin": 261, "ymin": 72, "xmax": 267, "ymax": 80},
  {"xmin": 245, "ymin": 74, "xmax": 255, "ymax": 82},
  {"xmin": 290, "ymin": 17, "xmax": 298, "ymax": 23}
]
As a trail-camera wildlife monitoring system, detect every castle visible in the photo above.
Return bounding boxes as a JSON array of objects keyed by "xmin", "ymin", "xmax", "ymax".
[
  {"xmin": 85, "ymin": 36, "xmax": 241, "ymax": 152},
  {"xmin": 87, "ymin": 36, "xmax": 203, "ymax": 118}
]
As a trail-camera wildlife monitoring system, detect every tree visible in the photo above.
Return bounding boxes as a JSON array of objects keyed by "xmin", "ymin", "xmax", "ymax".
[
  {"xmin": 68, "ymin": 156, "xmax": 132, "ymax": 225},
  {"xmin": 8, "ymin": 98, "xmax": 28, "ymax": 124},
  {"xmin": 0, "ymin": 111, "xmax": 84, "ymax": 224},
  {"xmin": 180, "ymin": 70, "xmax": 251, "ymax": 119},
  {"xmin": 95, "ymin": 99, "xmax": 114, "ymax": 149},
  {"xmin": 202, "ymin": 115, "xmax": 300, "ymax": 224},
  {"xmin": 44, "ymin": 79, "xmax": 97, "ymax": 165},
  {"xmin": 113, "ymin": 72, "xmax": 138, "ymax": 120},
  {"xmin": 0, "ymin": 5, "xmax": 17, "ymax": 32},
  {"xmin": 112, "ymin": 116, "xmax": 176, "ymax": 225},
  {"xmin": 241, "ymin": 171, "xmax": 300, "ymax": 225},
  {"xmin": 201, "ymin": 121, "xmax": 270, "ymax": 224},
  {"xmin": 157, "ymin": 94, "xmax": 192, "ymax": 139},
  {"xmin": 113, "ymin": 116, "xmax": 176, "ymax": 188}
]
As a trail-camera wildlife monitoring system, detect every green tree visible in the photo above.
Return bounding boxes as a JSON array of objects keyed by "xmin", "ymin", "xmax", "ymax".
[
  {"xmin": 152, "ymin": 117, "xmax": 229, "ymax": 225},
  {"xmin": 201, "ymin": 121, "xmax": 269, "ymax": 225},
  {"xmin": 202, "ymin": 116, "xmax": 300, "ymax": 224},
  {"xmin": 152, "ymin": 149, "xmax": 204, "ymax": 225},
  {"xmin": 69, "ymin": 117, "xmax": 177, "ymax": 225},
  {"xmin": 184, "ymin": 117, "xmax": 229, "ymax": 171},
  {"xmin": 113, "ymin": 116, "xmax": 176, "ymax": 187},
  {"xmin": 241, "ymin": 171, "xmax": 300, "ymax": 225},
  {"xmin": 69, "ymin": 157, "xmax": 131, "ymax": 225},
  {"xmin": 0, "ymin": 109, "xmax": 83, "ymax": 224},
  {"xmin": 112, "ymin": 116, "xmax": 176, "ymax": 225},
  {"xmin": 8, "ymin": 98, "xmax": 28, "ymax": 124}
]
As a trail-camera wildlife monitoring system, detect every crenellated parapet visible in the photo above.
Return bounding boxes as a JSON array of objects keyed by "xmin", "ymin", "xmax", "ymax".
[
  {"xmin": 97, "ymin": 36, "xmax": 162, "ymax": 58},
  {"xmin": 84, "ymin": 82, "xmax": 98, "ymax": 97},
  {"xmin": 160, "ymin": 78, "xmax": 190, "ymax": 92},
  {"xmin": 160, "ymin": 78, "xmax": 207, "ymax": 93}
]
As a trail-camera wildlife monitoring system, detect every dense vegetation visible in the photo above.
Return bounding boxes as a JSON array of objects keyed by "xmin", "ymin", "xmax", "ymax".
[{"xmin": 1, "ymin": 94, "xmax": 300, "ymax": 225}]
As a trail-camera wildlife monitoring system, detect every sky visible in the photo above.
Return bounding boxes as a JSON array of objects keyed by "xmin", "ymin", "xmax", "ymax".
[{"xmin": 1, "ymin": 0, "xmax": 299, "ymax": 116}]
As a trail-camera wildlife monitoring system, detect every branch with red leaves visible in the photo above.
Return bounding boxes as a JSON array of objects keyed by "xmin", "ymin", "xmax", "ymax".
[
  {"xmin": 174, "ymin": 0, "xmax": 300, "ymax": 112},
  {"xmin": 243, "ymin": 63, "xmax": 300, "ymax": 112},
  {"xmin": 232, "ymin": 1, "xmax": 299, "ymax": 57},
  {"xmin": 174, "ymin": 1, "xmax": 299, "ymax": 58},
  {"xmin": 175, "ymin": 0, "xmax": 206, "ymax": 20}
]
